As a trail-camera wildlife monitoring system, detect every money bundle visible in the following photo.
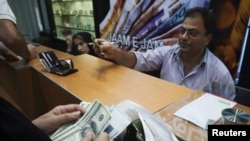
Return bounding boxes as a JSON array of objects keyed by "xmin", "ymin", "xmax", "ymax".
[{"xmin": 50, "ymin": 100, "xmax": 131, "ymax": 141}]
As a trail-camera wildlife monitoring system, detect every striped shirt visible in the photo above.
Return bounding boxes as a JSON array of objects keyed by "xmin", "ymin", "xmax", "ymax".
[{"xmin": 133, "ymin": 44, "xmax": 235, "ymax": 100}]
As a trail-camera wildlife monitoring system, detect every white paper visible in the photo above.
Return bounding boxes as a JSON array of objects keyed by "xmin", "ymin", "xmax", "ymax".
[
  {"xmin": 174, "ymin": 93, "xmax": 237, "ymax": 129},
  {"xmin": 116, "ymin": 100, "xmax": 179, "ymax": 141}
]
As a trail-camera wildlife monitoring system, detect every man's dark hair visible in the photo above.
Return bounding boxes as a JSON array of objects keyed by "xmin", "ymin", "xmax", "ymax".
[{"xmin": 184, "ymin": 7, "xmax": 215, "ymax": 35}]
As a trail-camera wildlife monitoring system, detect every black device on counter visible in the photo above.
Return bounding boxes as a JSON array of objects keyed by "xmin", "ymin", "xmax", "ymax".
[{"xmin": 38, "ymin": 51, "xmax": 78, "ymax": 76}]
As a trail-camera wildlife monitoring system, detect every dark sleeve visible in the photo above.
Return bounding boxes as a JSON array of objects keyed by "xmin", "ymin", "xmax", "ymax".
[{"xmin": 0, "ymin": 97, "xmax": 51, "ymax": 141}]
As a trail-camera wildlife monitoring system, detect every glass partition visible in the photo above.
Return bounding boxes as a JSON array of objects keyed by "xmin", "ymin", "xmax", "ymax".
[{"xmin": 202, "ymin": 81, "xmax": 250, "ymax": 107}]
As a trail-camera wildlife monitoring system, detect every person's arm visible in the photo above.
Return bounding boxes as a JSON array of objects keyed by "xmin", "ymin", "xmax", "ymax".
[
  {"xmin": 32, "ymin": 104, "xmax": 86, "ymax": 135},
  {"xmin": 0, "ymin": 19, "xmax": 36, "ymax": 60},
  {"xmin": 0, "ymin": 44, "xmax": 20, "ymax": 61},
  {"xmin": 95, "ymin": 39, "xmax": 137, "ymax": 68}
]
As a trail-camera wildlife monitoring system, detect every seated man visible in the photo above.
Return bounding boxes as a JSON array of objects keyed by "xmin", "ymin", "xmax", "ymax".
[{"xmin": 94, "ymin": 7, "xmax": 235, "ymax": 100}]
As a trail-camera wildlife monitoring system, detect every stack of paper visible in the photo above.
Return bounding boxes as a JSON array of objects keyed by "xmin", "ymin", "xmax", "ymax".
[{"xmin": 174, "ymin": 93, "xmax": 237, "ymax": 129}]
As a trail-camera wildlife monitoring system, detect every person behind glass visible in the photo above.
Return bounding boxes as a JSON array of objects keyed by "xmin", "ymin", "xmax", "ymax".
[
  {"xmin": 94, "ymin": 7, "xmax": 235, "ymax": 100},
  {"xmin": 66, "ymin": 32, "xmax": 96, "ymax": 56}
]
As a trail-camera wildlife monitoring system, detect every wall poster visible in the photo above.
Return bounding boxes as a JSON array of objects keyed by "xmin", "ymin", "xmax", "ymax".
[{"xmin": 96, "ymin": 0, "xmax": 250, "ymax": 80}]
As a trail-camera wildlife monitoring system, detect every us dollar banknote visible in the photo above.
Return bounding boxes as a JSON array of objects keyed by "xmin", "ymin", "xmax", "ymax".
[
  {"xmin": 50, "ymin": 100, "xmax": 131, "ymax": 141},
  {"xmin": 49, "ymin": 101, "xmax": 92, "ymax": 139},
  {"xmin": 50, "ymin": 100, "xmax": 111, "ymax": 141}
]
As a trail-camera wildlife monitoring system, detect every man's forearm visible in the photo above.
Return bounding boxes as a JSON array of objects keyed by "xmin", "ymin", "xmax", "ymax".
[
  {"xmin": 116, "ymin": 51, "xmax": 137, "ymax": 68},
  {"xmin": 0, "ymin": 19, "xmax": 31, "ymax": 59}
]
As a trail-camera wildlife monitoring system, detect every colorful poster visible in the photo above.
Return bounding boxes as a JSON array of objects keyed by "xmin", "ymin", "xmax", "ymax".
[
  {"xmin": 99, "ymin": 0, "xmax": 210, "ymax": 51},
  {"xmin": 97, "ymin": 0, "xmax": 250, "ymax": 80}
]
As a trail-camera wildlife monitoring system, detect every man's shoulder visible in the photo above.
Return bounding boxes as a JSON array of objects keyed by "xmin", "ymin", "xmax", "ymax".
[
  {"xmin": 0, "ymin": 0, "xmax": 16, "ymax": 24},
  {"xmin": 206, "ymin": 49, "xmax": 231, "ymax": 72},
  {"xmin": 206, "ymin": 49, "xmax": 223, "ymax": 64}
]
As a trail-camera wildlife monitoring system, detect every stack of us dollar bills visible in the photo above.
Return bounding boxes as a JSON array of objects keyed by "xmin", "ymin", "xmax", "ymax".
[{"xmin": 49, "ymin": 100, "xmax": 131, "ymax": 141}]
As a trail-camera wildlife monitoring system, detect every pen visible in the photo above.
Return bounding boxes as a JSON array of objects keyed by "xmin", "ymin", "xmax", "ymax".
[
  {"xmin": 102, "ymin": 41, "xmax": 115, "ymax": 45},
  {"xmin": 88, "ymin": 42, "xmax": 115, "ymax": 46}
]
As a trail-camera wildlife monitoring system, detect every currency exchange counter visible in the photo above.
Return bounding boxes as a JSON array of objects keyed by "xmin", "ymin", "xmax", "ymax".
[{"xmin": 0, "ymin": 45, "xmax": 192, "ymax": 120}]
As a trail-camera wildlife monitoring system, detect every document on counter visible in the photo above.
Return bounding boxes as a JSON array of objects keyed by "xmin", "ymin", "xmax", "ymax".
[{"xmin": 174, "ymin": 93, "xmax": 237, "ymax": 129}]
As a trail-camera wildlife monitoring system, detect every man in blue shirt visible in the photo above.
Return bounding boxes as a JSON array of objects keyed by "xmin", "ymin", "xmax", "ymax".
[{"xmin": 95, "ymin": 7, "xmax": 235, "ymax": 100}]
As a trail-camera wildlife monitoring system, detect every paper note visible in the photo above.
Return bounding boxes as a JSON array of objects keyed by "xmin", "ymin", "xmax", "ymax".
[{"xmin": 174, "ymin": 93, "xmax": 237, "ymax": 129}]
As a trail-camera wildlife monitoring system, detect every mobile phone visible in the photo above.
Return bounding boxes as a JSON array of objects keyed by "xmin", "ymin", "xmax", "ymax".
[
  {"xmin": 91, "ymin": 36, "xmax": 102, "ymax": 54},
  {"xmin": 38, "ymin": 51, "xmax": 58, "ymax": 68},
  {"xmin": 39, "ymin": 51, "xmax": 78, "ymax": 76}
]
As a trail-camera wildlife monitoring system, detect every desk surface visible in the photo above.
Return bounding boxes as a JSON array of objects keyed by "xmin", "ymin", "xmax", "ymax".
[
  {"xmin": 33, "ymin": 53, "xmax": 193, "ymax": 112},
  {"xmin": 154, "ymin": 91, "xmax": 250, "ymax": 141}
]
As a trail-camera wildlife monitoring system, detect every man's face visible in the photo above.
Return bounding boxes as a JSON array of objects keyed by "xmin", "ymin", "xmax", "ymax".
[{"xmin": 178, "ymin": 15, "xmax": 211, "ymax": 55}]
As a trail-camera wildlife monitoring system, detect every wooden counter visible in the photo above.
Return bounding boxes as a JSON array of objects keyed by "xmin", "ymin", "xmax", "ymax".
[
  {"xmin": 1, "ymin": 45, "xmax": 193, "ymax": 119},
  {"xmin": 32, "ymin": 54, "xmax": 193, "ymax": 113},
  {"xmin": 1, "ymin": 45, "xmax": 249, "ymax": 140},
  {"xmin": 0, "ymin": 45, "xmax": 74, "ymax": 119}
]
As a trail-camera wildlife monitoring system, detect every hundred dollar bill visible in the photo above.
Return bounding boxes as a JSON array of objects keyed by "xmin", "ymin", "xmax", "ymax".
[
  {"xmin": 50, "ymin": 101, "xmax": 92, "ymax": 139},
  {"xmin": 51, "ymin": 100, "xmax": 111, "ymax": 141}
]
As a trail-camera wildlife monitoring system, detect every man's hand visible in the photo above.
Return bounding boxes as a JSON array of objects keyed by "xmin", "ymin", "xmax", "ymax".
[
  {"xmin": 82, "ymin": 132, "xmax": 109, "ymax": 141},
  {"xmin": 0, "ymin": 44, "xmax": 19, "ymax": 61},
  {"xmin": 27, "ymin": 43, "xmax": 37, "ymax": 59},
  {"xmin": 32, "ymin": 104, "xmax": 86, "ymax": 135}
]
